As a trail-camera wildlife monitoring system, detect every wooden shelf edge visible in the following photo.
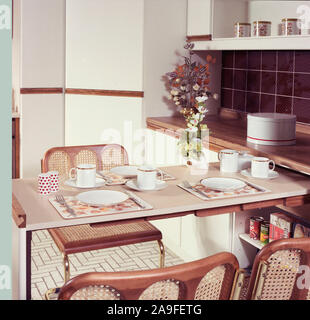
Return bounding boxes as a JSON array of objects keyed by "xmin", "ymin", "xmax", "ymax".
[{"xmin": 239, "ymin": 233, "xmax": 265, "ymax": 250}]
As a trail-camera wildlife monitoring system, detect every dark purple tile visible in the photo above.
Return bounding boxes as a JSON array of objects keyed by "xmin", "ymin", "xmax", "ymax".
[
  {"xmin": 277, "ymin": 72, "xmax": 293, "ymax": 96},
  {"xmin": 248, "ymin": 51, "xmax": 261, "ymax": 70},
  {"xmin": 260, "ymin": 94, "xmax": 275, "ymax": 113},
  {"xmin": 276, "ymin": 96, "xmax": 292, "ymax": 114},
  {"xmin": 294, "ymin": 73, "xmax": 310, "ymax": 99},
  {"xmin": 277, "ymin": 51, "xmax": 294, "ymax": 72},
  {"xmin": 295, "ymin": 51, "xmax": 310, "ymax": 73},
  {"xmin": 262, "ymin": 51, "xmax": 277, "ymax": 70},
  {"xmin": 233, "ymin": 90, "xmax": 246, "ymax": 112},
  {"xmin": 222, "ymin": 51, "xmax": 234, "ymax": 68},
  {"xmin": 221, "ymin": 89, "xmax": 233, "ymax": 108},
  {"xmin": 234, "ymin": 70, "xmax": 247, "ymax": 90},
  {"xmin": 293, "ymin": 97, "xmax": 310, "ymax": 123},
  {"xmin": 235, "ymin": 51, "xmax": 248, "ymax": 69},
  {"xmin": 221, "ymin": 69, "xmax": 233, "ymax": 88},
  {"xmin": 247, "ymin": 71, "xmax": 261, "ymax": 92},
  {"xmin": 246, "ymin": 92, "xmax": 260, "ymax": 113},
  {"xmin": 261, "ymin": 71, "xmax": 276, "ymax": 94}
]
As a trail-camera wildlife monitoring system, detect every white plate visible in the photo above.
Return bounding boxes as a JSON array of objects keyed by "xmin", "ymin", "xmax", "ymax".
[
  {"xmin": 64, "ymin": 178, "xmax": 106, "ymax": 189},
  {"xmin": 201, "ymin": 177, "xmax": 246, "ymax": 191},
  {"xmin": 126, "ymin": 179, "xmax": 168, "ymax": 191},
  {"xmin": 76, "ymin": 190, "xmax": 128, "ymax": 207},
  {"xmin": 241, "ymin": 169, "xmax": 279, "ymax": 180},
  {"xmin": 110, "ymin": 166, "xmax": 139, "ymax": 177}
]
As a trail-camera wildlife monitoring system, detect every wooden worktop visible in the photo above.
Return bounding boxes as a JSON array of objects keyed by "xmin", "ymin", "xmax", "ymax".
[{"xmin": 146, "ymin": 115, "xmax": 310, "ymax": 175}]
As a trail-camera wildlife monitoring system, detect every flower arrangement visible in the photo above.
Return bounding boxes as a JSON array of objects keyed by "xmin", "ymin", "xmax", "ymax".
[
  {"xmin": 165, "ymin": 42, "xmax": 218, "ymax": 130},
  {"xmin": 165, "ymin": 42, "xmax": 218, "ymax": 163}
]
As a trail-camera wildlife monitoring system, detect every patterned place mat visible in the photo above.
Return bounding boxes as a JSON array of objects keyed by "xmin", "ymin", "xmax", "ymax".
[
  {"xmin": 49, "ymin": 191, "xmax": 153, "ymax": 220},
  {"xmin": 99, "ymin": 169, "xmax": 176, "ymax": 185},
  {"xmin": 178, "ymin": 180, "xmax": 270, "ymax": 201}
]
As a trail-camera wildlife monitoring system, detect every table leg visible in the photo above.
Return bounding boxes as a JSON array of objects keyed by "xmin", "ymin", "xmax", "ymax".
[{"xmin": 26, "ymin": 231, "xmax": 32, "ymax": 300}]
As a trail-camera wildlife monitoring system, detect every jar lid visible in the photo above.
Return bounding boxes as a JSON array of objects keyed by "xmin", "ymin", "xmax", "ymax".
[
  {"xmin": 253, "ymin": 21, "xmax": 272, "ymax": 24},
  {"xmin": 235, "ymin": 22, "xmax": 251, "ymax": 25},
  {"xmin": 247, "ymin": 112, "xmax": 296, "ymax": 122},
  {"xmin": 282, "ymin": 18, "xmax": 299, "ymax": 22}
]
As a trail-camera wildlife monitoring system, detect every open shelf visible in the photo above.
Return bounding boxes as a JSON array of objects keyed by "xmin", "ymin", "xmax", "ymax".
[
  {"xmin": 192, "ymin": 35, "xmax": 310, "ymax": 51},
  {"xmin": 239, "ymin": 233, "xmax": 265, "ymax": 250}
]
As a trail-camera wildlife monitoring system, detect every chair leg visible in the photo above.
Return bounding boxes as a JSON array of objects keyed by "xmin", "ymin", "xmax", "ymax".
[
  {"xmin": 45, "ymin": 253, "xmax": 71, "ymax": 300},
  {"xmin": 157, "ymin": 240, "xmax": 165, "ymax": 268}
]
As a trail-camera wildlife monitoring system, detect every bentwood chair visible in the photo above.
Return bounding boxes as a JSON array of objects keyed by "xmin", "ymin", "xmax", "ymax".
[
  {"xmin": 58, "ymin": 252, "xmax": 239, "ymax": 300},
  {"xmin": 41, "ymin": 144, "xmax": 165, "ymax": 299},
  {"xmin": 245, "ymin": 237, "xmax": 310, "ymax": 300}
]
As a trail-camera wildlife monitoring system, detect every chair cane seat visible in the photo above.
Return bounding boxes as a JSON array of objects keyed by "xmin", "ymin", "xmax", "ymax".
[{"xmin": 48, "ymin": 221, "xmax": 162, "ymax": 255}]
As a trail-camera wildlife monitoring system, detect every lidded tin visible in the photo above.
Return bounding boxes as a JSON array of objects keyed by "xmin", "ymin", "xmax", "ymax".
[
  {"xmin": 250, "ymin": 216, "xmax": 264, "ymax": 240},
  {"xmin": 247, "ymin": 113, "xmax": 296, "ymax": 146},
  {"xmin": 253, "ymin": 21, "xmax": 271, "ymax": 37},
  {"xmin": 260, "ymin": 221, "xmax": 270, "ymax": 245},
  {"xmin": 281, "ymin": 18, "xmax": 301, "ymax": 36},
  {"xmin": 234, "ymin": 22, "xmax": 251, "ymax": 38}
]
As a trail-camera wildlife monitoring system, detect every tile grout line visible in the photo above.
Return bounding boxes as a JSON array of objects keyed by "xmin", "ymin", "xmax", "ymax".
[
  {"xmin": 259, "ymin": 51, "xmax": 262, "ymax": 112},
  {"xmin": 291, "ymin": 50, "xmax": 296, "ymax": 115}
]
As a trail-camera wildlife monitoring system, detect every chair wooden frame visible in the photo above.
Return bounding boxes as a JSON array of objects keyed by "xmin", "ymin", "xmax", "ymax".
[
  {"xmin": 246, "ymin": 237, "xmax": 310, "ymax": 300},
  {"xmin": 42, "ymin": 144, "xmax": 165, "ymax": 300},
  {"xmin": 58, "ymin": 252, "xmax": 239, "ymax": 300}
]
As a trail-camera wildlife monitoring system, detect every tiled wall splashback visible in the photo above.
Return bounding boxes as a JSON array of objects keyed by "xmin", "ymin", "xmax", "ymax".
[{"xmin": 221, "ymin": 50, "xmax": 310, "ymax": 124}]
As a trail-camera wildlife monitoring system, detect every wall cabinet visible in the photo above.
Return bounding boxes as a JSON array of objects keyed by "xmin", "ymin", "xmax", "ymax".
[{"xmin": 188, "ymin": 0, "xmax": 310, "ymax": 50}]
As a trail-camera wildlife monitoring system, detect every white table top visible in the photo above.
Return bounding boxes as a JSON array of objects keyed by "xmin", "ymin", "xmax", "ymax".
[{"xmin": 12, "ymin": 164, "xmax": 310, "ymax": 231}]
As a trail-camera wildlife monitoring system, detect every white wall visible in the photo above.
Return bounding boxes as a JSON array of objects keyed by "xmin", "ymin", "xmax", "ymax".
[
  {"xmin": 20, "ymin": 0, "xmax": 65, "ymax": 178},
  {"xmin": 143, "ymin": 0, "xmax": 188, "ymax": 119}
]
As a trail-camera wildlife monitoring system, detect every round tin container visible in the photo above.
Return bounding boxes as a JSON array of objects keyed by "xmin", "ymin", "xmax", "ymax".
[
  {"xmin": 250, "ymin": 216, "xmax": 264, "ymax": 240},
  {"xmin": 281, "ymin": 18, "xmax": 301, "ymax": 36},
  {"xmin": 253, "ymin": 21, "xmax": 271, "ymax": 37},
  {"xmin": 260, "ymin": 221, "xmax": 270, "ymax": 245},
  {"xmin": 234, "ymin": 22, "xmax": 251, "ymax": 37}
]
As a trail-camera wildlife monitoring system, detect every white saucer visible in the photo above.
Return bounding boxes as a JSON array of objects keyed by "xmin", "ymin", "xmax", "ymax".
[
  {"xmin": 241, "ymin": 169, "xmax": 279, "ymax": 180},
  {"xmin": 201, "ymin": 177, "xmax": 246, "ymax": 192},
  {"xmin": 126, "ymin": 179, "xmax": 168, "ymax": 191},
  {"xmin": 64, "ymin": 178, "xmax": 106, "ymax": 189},
  {"xmin": 76, "ymin": 190, "xmax": 128, "ymax": 207},
  {"xmin": 110, "ymin": 166, "xmax": 139, "ymax": 178}
]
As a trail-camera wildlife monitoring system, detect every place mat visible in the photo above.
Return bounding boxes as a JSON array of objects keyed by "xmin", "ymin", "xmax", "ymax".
[
  {"xmin": 178, "ymin": 180, "xmax": 270, "ymax": 201},
  {"xmin": 98, "ymin": 169, "xmax": 176, "ymax": 185},
  {"xmin": 49, "ymin": 191, "xmax": 153, "ymax": 220}
]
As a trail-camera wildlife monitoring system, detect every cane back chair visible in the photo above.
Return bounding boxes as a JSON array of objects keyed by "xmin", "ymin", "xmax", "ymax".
[
  {"xmin": 58, "ymin": 252, "xmax": 239, "ymax": 300},
  {"xmin": 245, "ymin": 237, "xmax": 310, "ymax": 300},
  {"xmin": 42, "ymin": 144, "xmax": 165, "ymax": 299}
]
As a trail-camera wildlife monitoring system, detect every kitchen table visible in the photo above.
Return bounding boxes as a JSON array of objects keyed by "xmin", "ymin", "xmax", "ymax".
[{"xmin": 12, "ymin": 164, "xmax": 310, "ymax": 299}]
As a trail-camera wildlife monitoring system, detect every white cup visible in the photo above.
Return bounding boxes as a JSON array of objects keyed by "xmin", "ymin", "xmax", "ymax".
[
  {"xmin": 218, "ymin": 149, "xmax": 239, "ymax": 173},
  {"xmin": 69, "ymin": 164, "xmax": 96, "ymax": 188},
  {"xmin": 251, "ymin": 157, "xmax": 275, "ymax": 178},
  {"xmin": 137, "ymin": 165, "xmax": 162, "ymax": 190}
]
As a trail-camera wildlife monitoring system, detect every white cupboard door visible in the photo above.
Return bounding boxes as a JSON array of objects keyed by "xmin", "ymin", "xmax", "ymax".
[
  {"xmin": 65, "ymin": 95, "xmax": 143, "ymax": 162},
  {"xmin": 66, "ymin": 0, "xmax": 144, "ymax": 91},
  {"xmin": 187, "ymin": 0, "xmax": 213, "ymax": 36}
]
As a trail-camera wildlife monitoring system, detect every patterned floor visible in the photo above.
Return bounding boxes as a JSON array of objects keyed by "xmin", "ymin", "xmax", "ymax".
[{"xmin": 31, "ymin": 230, "xmax": 184, "ymax": 300}]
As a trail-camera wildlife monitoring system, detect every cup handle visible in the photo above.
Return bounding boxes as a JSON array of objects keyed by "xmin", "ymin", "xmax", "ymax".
[
  {"xmin": 218, "ymin": 152, "xmax": 222, "ymax": 161},
  {"xmin": 69, "ymin": 168, "xmax": 77, "ymax": 180},
  {"xmin": 269, "ymin": 160, "xmax": 275, "ymax": 171},
  {"xmin": 156, "ymin": 170, "xmax": 164, "ymax": 180}
]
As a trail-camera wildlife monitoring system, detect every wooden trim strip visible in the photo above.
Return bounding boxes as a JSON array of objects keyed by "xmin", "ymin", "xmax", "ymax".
[
  {"xmin": 65, "ymin": 88, "xmax": 144, "ymax": 98},
  {"xmin": 20, "ymin": 88, "xmax": 64, "ymax": 94},
  {"xmin": 12, "ymin": 194, "xmax": 26, "ymax": 228},
  {"xmin": 187, "ymin": 34, "xmax": 212, "ymax": 42}
]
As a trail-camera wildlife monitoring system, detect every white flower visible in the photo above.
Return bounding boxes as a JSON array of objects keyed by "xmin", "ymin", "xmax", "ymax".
[
  {"xmin": 180, "ymin": 86, "xmax": 186, "ymax": 91},
  {"xmin": 175, "ymin": 78, "xmax": 181, "ymax": 83},
  {"xmin": 181, "ymin": 95, "xmax": 186, "ymax": 99},
  {"xmin": 173, "ymin": 97, "xmax": 179, "ymax": 101},
  {"xmin": 213, "ymin": 93, "xmax": 219, "ymax": 100},
  {"xmin": 193, "ymin": 84, "xmax": 200, "ymax": 91},
  {"xmin": 171, "ymin": 90, "xmax": 179, "ymax": 96},
  {"xmin": 198, "ymin": 106, "xmax": 207, "ymax": 113},
  {"xmin": 196, "ymin": 96, "xmax": 208, "ymax": 103},
  {"xmin": 175, "ymin": 101, "xmax": 180, "ymax": 105}
]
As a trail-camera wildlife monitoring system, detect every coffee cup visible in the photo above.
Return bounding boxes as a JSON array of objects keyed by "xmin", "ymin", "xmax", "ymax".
[
  {"xmin": 218, "ymin": 149, "xmax": 239, "ymax": 173},
  {"xmin": 137, "ymin": 165, "xmax": 163, "ymax": 190},
  {"xmin": 69, "ymin": 164, "xmax": 96, "ymax": 188},
  {"xmin": 251, "ymin": 157, "xmax": 275, "ymax": 178}
]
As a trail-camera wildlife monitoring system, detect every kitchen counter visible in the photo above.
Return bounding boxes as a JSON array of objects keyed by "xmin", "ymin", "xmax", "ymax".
[{"xmin": 146, "ymin": 114, "xmax": 310, "ymax": 175}]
